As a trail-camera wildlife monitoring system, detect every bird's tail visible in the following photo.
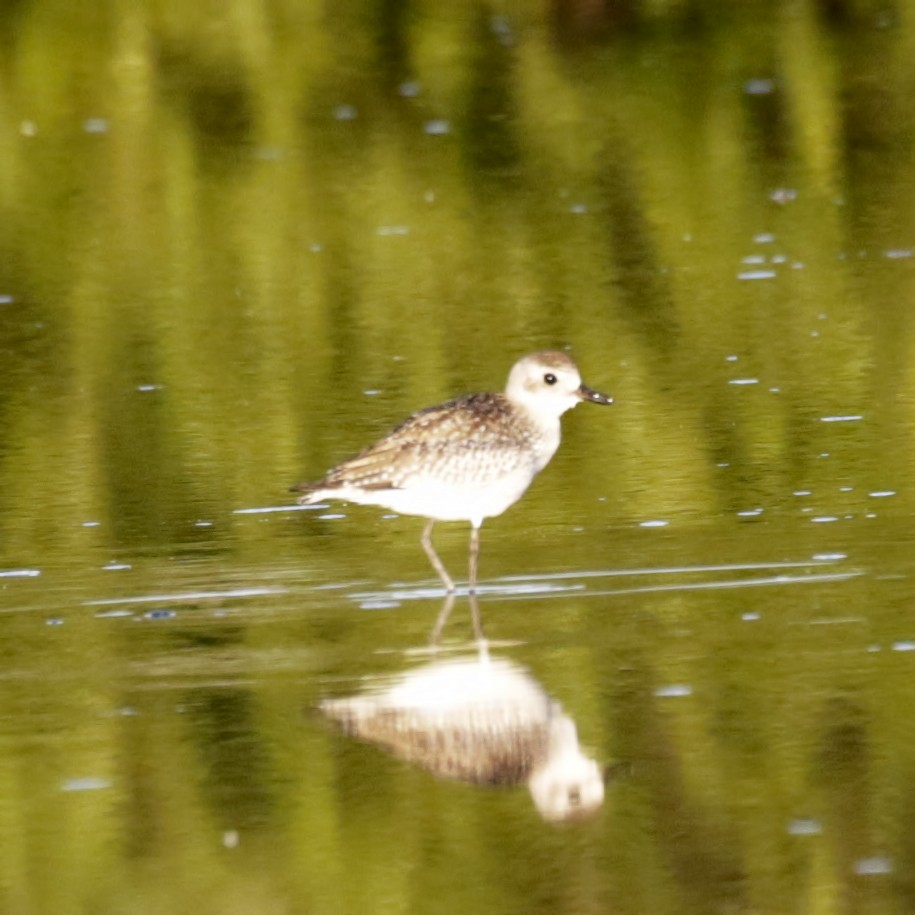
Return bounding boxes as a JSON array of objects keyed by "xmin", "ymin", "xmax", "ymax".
[{"xmin": 289, "ymin": 481, "xmax": 323, "ymax": 505}]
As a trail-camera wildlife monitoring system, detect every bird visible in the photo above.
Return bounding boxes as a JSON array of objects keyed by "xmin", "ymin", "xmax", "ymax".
[{"xmin": 291, "ymin": 351, "xmax": 613, "ymax": 593}]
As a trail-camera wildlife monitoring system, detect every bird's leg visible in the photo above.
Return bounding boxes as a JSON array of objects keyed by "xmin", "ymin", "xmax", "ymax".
[
  {"xmin": 429, "ymin": 591, "xmax": 485, "ymax": 645},
  {"xmin": 469, "ymin": 590, "xmax": 485, "ymax": 643},
  {"xmin": 429, "ymin": 592, "xmax": 456, "ymax": 645},
  {"xmin": 421, "ymin": 519, "xmax": 455, "ymax": 593},
  {"xmin": 468, "ymin": 523, "xmax": 481, "ymax": 594}
]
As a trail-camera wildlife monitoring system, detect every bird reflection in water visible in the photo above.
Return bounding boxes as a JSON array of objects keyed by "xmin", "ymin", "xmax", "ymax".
[{"xmin": 320, "ymin": 625, "xmax": 605, "ymax": 822}]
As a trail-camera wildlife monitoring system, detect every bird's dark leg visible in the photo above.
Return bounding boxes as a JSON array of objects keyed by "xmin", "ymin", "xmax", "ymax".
[
  {"xmin": 468, "ymin": 523, "xmax": 481, "ymax": 594},
  {"xmin": 421, "ymin": 519, "xmax": 455, "ymax": 593}
]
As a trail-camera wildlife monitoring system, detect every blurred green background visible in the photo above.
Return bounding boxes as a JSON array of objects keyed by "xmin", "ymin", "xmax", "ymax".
[{"xmin": 2, "ymin": 1, "xmax": 915, "ymax": 913}]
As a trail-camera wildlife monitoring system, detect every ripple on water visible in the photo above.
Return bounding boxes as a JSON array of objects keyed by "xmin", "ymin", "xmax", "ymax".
[{"xmin": 653, "ymin": 684, "xmax": 693, "ymax": 698}]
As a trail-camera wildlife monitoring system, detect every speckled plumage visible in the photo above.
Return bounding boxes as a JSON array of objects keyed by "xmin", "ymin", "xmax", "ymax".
[
  {"xmin": 308, "ymin": 392, "xmax": 546, "ymax": 493},
  {"xmin": 292, "ymin": 351, "xmax": 613, "ymax": 592}
]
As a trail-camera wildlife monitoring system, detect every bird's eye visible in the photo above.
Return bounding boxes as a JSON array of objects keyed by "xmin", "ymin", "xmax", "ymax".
[{"xmin": 544, "ymin": 373, "xmax": 557, "ymax": 385}]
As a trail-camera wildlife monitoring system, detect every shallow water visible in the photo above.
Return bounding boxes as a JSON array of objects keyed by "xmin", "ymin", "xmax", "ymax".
[{"xmin": 4, "ymin": 3, "xmax": 915, "ymax": 914}]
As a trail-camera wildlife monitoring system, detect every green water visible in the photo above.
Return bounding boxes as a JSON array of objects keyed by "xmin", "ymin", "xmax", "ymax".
[{"xmin": 2, "ymin": 2, "xmax": 915, "ymax": 913}]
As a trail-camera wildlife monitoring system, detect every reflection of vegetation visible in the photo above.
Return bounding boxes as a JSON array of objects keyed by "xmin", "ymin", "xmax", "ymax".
[
  {"xmin": 1, "ymin": 2, "xmax": 913, "ymax": 553},
  {"xmin": 1, "ymin": 4, "xmax": 915, "ymax": 911}
]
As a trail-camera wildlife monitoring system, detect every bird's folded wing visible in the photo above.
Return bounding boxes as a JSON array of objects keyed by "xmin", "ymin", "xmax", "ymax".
[{"xmin": 317, "ymin": 396, "xmax": 532, "ymax": 491}]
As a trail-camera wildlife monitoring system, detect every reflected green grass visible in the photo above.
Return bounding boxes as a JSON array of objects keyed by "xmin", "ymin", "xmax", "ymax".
[{"xmin": 2, "ymin": 2, "xmax": 915, "ymax": 913}]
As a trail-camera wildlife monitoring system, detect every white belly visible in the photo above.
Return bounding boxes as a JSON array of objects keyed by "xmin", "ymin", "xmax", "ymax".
[{"xmin": 325, "ymin": 464, "xmax": 540, "ymax": 527}]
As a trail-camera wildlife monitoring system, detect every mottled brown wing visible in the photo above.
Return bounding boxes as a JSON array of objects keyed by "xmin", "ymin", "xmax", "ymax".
[{"xmin": 304, "ymin": 393, "xmax": 533, "ymax": 492}]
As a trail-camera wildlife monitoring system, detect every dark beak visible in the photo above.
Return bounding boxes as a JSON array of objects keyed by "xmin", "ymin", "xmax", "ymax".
[{"xmin": 578, "ymin": 384, "xmax": 613, "ymax": 405}]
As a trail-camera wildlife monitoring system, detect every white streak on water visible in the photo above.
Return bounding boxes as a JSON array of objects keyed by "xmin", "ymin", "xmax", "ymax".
[
  {"xmin": 499, "ymin": 558, "xmax": 847, "ymax": 583},
  {"xmin": 654, "ymin": 684, "xmax": 693, "ymax": 698},
  {"xmin": 357, "ymin": 565, "xmax": 862, "ymax": 605},
  {"xmin": 233, "ymin": 504, "xmax": 321, "ymax": 514},
  {"xmin": 737, "ymin": 269, "xmax": 777, "ymax": 280},
  {"xmin": 85, "ymin": 586, "xmax": 286, "ymax": 607},
  {"xmin": 568, "ymin": 570, "xmax": 862, "ymax": 600}
]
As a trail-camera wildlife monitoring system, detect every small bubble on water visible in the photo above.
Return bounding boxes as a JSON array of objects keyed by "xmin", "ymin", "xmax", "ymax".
[
  {"xmin": 145, "ymin": 609, "xmax": 176, "ymax": 620},
  {"xmin": 61, "ymin": 776, "xmax": 111, "ymax": 792},
  {"xmin": 654, "ymin": 684, "xmax": 692, "ymax": 698},
  {"xmin": 854, "ymin": 856, "xmax": 893, "ymax": 876},
  {"xmin": 787, "ymin": 818, "xmax": 822, "ymax": 836},
  {"xmin": 737, "ymin": 269, "xmax": 777, "ymax": 281},
  {"xmin": 253, "ymin": 146, "xmax": 283, "ymax": 161},
  {"xmin": 744, "ymin": 78, "xmax": 775, "ymax": 95},
  {"xmin": 491, "ymin": 14, "xmax": 514, "ymax": 43},
  {"xmin": 333, "ymin": 104, "xmax": 358, "ymax": 121},
  {"xmin": 769, "ymin": 188, "xmax": 797, "ymax": 204},
  {"xmin": 424, "ymin": 119, "xmax": 450, "ymax": 135}
]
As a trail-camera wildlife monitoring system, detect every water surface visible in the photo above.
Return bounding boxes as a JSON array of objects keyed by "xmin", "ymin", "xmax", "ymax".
[{"xmin": 2, "ymin": 3, "xmax": 915, "ymax": 913}]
